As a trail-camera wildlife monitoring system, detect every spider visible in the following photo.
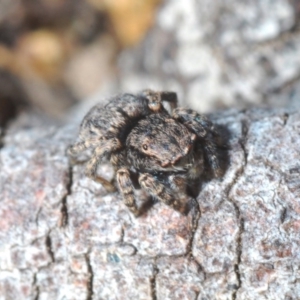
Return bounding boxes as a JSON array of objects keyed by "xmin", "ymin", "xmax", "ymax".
[{"xmin": 68, "ymin": 90, "xmax": 221, "ymax": 216}]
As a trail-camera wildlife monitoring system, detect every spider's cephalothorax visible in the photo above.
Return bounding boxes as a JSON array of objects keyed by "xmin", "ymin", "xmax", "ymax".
[{"xmin": 68, "ymin": 90, "xmax": 221, "ymax": 216}]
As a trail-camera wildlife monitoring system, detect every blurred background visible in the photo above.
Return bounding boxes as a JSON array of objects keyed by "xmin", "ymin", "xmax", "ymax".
[{"xmin": 1, "ymin": 0, "xmax": 300, "ymax": 128}]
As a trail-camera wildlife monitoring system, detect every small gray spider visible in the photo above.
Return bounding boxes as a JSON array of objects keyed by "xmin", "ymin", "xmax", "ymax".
[{"xmin": 68, "ymin": 90, "xmax": 221, "ymax": 216}]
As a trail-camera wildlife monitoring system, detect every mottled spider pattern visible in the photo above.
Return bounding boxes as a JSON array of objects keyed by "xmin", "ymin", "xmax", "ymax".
[{"xmin": 68, "ymin": 90, "xmax": 221, "ymax": 216}]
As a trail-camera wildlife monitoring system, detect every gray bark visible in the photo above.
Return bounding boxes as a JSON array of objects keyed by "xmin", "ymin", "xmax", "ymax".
[
  {"xmin": 2, "ymin": 1, "xmax": 300, "ymax": 298},
  {"xmin": 118, "ymin": 0, "xmax": 300, "ymax": 112},
  {"xmin": 1, "ymin": 107, "xmax": 300, "ymax": 300}
]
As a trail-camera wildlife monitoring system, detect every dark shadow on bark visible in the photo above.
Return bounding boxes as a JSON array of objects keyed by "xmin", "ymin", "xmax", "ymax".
[{"xmin": 187, "ymin": 123, "xmax": 231, "ymax": 199}]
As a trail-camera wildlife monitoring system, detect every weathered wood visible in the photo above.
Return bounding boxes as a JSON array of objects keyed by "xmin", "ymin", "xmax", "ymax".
[{"xmin": 1, "ymin": 107, "xmax": 299, "ymax": 300}]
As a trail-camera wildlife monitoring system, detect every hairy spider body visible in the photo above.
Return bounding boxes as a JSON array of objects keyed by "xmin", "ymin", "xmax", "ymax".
[{"xmin": 68, "ymin": 90, "xmax": 221, "ymax": 216}]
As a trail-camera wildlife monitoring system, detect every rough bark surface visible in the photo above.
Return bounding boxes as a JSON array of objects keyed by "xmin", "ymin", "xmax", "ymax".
[
  {"xmin": 118, "ymin": 0, "xmax": 300, "ymax": 112},
  {"xmin": 1, "ymin": 107, "xmax": 300, "ymax": 300}
]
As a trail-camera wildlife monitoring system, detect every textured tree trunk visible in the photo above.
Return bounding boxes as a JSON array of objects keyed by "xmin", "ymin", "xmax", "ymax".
[
  {"xmin": 2, "ymin": 0, "xmax": 300, "ymax": 298},
  {"xmin": 118, "ymin": 0, "xmax": 300, "ymax": 112},
  {"xmin": 1, "ymin": 107, "xmax": 299, "ymax": 300}
]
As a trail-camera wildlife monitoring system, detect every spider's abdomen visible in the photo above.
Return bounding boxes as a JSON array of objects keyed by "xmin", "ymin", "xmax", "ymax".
[{"xmin": 80, "ymin": 93, "xmax": 151, "ymax": 144}]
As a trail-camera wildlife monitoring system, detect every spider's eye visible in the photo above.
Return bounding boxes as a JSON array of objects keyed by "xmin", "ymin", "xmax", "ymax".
[{"xmin": 142, "ymin": 144, "xmax": 148, "ymax": 150}]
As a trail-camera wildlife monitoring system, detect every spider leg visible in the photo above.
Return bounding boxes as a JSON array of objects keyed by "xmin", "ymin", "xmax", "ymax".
[
  {"xmin": 67, "ymin": 138, "xmax": 97, "ymax": 158},
  {"xmin": 85, "ymin": 138, "xmax": 121, "ymax": 192},
  {"xmin": 168, "ymin": 174, "xmax": 187, "ymax": 195},
  {"xmin": 172, "ymin": 108, "xmax": 222, "ymax": 177},
  {"xmin": 142, "ymin": 89, "xmax": 178, "ymax": 111},
  {"xmin": 116, "ymin": 168, "xmax": 139, "ymax": 216},
  {"xmin": 139, "ymin": 173, "xmax": 183, "ymax": 212}
]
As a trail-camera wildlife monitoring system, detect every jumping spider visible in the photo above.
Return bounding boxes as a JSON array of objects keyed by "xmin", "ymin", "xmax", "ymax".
[{"xmin": 68, "ymin": 90, "xmax": 221, "ymax": 216}]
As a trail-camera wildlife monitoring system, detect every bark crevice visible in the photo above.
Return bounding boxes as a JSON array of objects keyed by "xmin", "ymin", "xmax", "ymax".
[
  {"xmin": 60, "ymin": 165, "xmax": 73, "ymax": 227},
  {"xmin": 86, "ymin": 251, "xmax": 94, "ymax": 300}
]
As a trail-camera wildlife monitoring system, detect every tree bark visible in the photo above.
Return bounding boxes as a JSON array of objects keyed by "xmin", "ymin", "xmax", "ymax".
[
  {"xmin": 118, "ymin": 0, "xmax": 300, "ymax": 112},
  {"xmin": 1, "ymin": 107, "xmax": 299, "ymax": 300}
]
